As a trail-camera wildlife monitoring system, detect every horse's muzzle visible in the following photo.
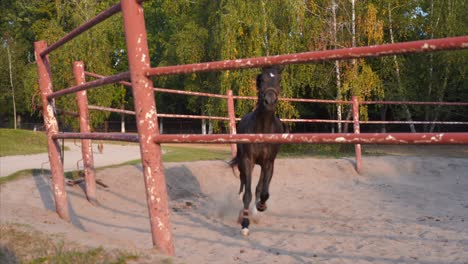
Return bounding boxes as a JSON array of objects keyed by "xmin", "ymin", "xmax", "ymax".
[{"xmin": 262, "ymin": 87, "xmax": 278, "ymax": 108}]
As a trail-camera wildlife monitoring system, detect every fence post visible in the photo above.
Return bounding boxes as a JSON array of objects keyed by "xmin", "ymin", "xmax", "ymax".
[
  {"xmin": 352, "ymin": 96, "xmax": 362, "ymax": 174},
  {"xmin": 121, "ymin": 0, "xmax": 174, "ymax": 255},
  {"xmin": 34, "ymin": 41, "xmax": 70, "ymax": 221},
  {"xmin": 227, "ymin": 90, "xmax": 237, "ymax": 158},
  {"xmin": 73, "ymin": 61, "xmax": 97, "ymax": 205}
]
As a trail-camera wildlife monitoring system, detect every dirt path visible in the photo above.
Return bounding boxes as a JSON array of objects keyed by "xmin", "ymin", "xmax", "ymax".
[
  {"xmin": 1, "ymin": 155, "xmax": 467, "ymax": 263},
  {"xmin": 0, "ymin": 142, "xmax": 141, "ymax": 177}
]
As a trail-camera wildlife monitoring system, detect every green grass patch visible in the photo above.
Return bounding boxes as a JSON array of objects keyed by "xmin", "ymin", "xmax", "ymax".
[
  {"xmin": 0, "ymin": 224, "xmax": 139, "ymax": 264},
  {"xmin": 0, "ymin": 128, "xmax": 72, "ymax": 157},
  {"xmin": 84, "ymin": 138, "xmax": 140, "ymax": 146},
  {"xmin": 0, "ymin": 169, "xmax": 43, "ymax": 185},
  {"xmin": 162, "ymin": 145, "xmax": 232, "ymax": 162},
  {"xmin": 0, "ymin": 129, "xmax": 49, "ymax": 157},
  {"xmin": 280, "ymin": 144, "xmax": 356, "ymax": 158}
]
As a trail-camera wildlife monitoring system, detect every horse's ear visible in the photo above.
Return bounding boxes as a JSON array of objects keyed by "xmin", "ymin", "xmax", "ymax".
[
  {"xmin": 262, "ymin": 65, "xmax": 285, "ymax": 74},
  {"xmin": 275, "ymin": 65, "xmax": 285, "ymax": 74}
]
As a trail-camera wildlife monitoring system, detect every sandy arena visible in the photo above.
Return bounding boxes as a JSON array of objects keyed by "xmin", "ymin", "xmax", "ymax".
[{"xmin": 1, "ymin": 153, "xmax": 468, "ymax": 263}]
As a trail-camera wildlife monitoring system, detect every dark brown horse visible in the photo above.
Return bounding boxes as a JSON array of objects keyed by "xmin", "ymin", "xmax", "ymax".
[{"xmin": 231, "ymin": 65, "xmax": 286, "ymax": 236}]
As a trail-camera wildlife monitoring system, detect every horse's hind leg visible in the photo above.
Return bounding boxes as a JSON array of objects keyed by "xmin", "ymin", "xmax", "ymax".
[
  {"xmin": 238, "ymin": 170, "xmax": 245, "ymax": 199},
  {"xmin": 256, "ymin": 163, "xmax": 274, "ymax": 212}
]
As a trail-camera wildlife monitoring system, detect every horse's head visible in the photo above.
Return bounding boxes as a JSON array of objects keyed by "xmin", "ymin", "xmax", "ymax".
[{"xmin": 256, "ymin": 65, "xmax": 284, "ymax": 112}]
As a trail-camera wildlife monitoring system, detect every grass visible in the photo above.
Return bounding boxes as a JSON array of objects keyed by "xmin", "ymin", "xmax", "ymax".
[
  {"xmin": 162, "ymin": 145, "xmax": 232, "ymax": 162},
  {"xmin": 0, "ymin": 224, "xmax": 140, "ymax": 264},
  {"xmin": 279, "ymin": 143, "xmax": 356, "ymax": 158},
  {"xmin": 0, "ymin": 169, "xmax": 42, "ymax": 185},
  {"xmin": 0, "ymin": 129, "xmax": 49, "ymax": 157}
]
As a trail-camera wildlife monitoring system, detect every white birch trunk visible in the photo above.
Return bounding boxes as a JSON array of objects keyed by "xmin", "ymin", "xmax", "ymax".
[
  {"xmin": 7, "ymin": 44, "xmax": 17, "ymax": 129},
  {"xmin": 202, "ymin": 119, "xmax": 207, "ymax": 135},
  {"xmin": 159, "ymin": 118, "xmax": 164, "ymax": 134},
  {"xmin": 388, "ymin": 3, "xmax": 416, "ymax": 133},
  {"xmin": 208, "ymin": 120, "xmax": 213, "ymax": 134},
  {"xmin": 430, "ymin": 67, "xmax": 450, "ymax": 132},
  {"xmin": 332, "ymin": 0, "xmax": 342, "ymax": 133},
  {"xmin": 120, "ymin": 114, "xmax": 126, "ymax": 133}
]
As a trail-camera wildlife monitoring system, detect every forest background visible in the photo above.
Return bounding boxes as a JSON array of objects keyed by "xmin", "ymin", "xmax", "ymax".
[{"xmin": 0, "ymin": 0, "xmax": 466, "ymax": 134}]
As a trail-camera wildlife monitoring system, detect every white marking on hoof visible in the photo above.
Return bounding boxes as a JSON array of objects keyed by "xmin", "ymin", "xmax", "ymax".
[{"xmin": 241, "ymin": 228, "xmax": 249, "ymax": 236}]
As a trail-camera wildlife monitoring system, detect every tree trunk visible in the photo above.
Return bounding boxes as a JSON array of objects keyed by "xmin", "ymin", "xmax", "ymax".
[
  {"xmin": 380, "ymin": 104, "xmax": 388, "ymax": 133},
  {"xmin": 351, "ymin": 0, "xmax": 356, "ymax": 66},
  {"xmin": 261, "ymin": 0, "xmax": 269, "ymax": 55},
  {"xmin": 7, "ymin": 45, "xmax": 17, "ymax": 129},
  {"xmin": 424, "ymin": 0, "xmax": 439, "ymax": 132},
  {"xmin": 424, "ymin": 53, "xmax": 434, "ymax": 132},
  {"xmin": 208, "ymin": 120, "xmax": 213, "ymax": 134},
  {"xmin": 388, "ymin": 3, "xmax": 416, "ymax": 133},
  {"xmin": 346, "ymin": 0, "xmax": 357, "ymax": 134},
  {"xmin": 159, "ymin": 118, "xmax": 164, "ymax": 134},
  {"xmin": 429, "ymin": 66, "xmax": 450, "ymax": 132},
  {"xmin": 120, "ymin": 114, "xmax": 126, "ymax": 133},
  {"xmin": 332, "ymin": 0, "xmax": 342, "ymax": 133},
  {"xmin": 202, "ymin": 119, "xmax": 207, "ymax": 134},
  {"xmin": 343, "ymin": 108, "xmax": 352, "ymax": 133}
]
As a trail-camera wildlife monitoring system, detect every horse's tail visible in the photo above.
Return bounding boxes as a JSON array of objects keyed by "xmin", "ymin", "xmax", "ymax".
[
  {"xmin": 228, "ymin": 157, "xmax": 238, "ymax": 168},
  {"xmin": 227, "ymin": 157, "xmax": 244, "ymax": 196},
  {"xmin": 228, "ymin": 157, "xmax": 238, "ymax": 180}
]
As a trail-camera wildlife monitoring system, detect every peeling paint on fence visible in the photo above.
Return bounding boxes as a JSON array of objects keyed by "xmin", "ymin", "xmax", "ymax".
[
  {"xmin": 34, "ymin": 40, "xmax": 70, "ymax": 222},
  {"xmin": 73, "ymin": 61, "xmax": 97, "ymax": 205},
  {"xmin": 152, "ymin": 133, "xmax": 468, "ymax": 145},
  {"xmin": 121, "ymin": 0, "xmax": 174, "ymax": 255}
]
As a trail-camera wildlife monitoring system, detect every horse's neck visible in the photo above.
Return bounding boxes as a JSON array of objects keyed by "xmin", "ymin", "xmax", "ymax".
[{"xmin": 254, "ymin": 108, "xmax": 277, "ymax": 132}]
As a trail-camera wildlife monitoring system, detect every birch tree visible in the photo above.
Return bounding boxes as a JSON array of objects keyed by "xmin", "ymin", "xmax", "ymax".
[{"xmin": 387, "ymin": 1, "xmax": 417, "ymax": 132}]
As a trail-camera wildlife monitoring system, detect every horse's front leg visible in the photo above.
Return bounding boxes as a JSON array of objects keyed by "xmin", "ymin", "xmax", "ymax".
[
  {"xmin": 255, "ymin": 170, "xmax": 265, "ymax": 208},
  {"xmin": 238, "ymin": 158, "xmax": 254, "ymax": 236},
  {"xmin": 257, "ymin": 162, "xmax": 274, "ymax": 212}
]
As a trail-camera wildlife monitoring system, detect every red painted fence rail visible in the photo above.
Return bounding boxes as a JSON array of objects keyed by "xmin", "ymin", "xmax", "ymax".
[
  {"xmin": 51, "ymin": 132, "xmax": 468, "ymax": 145},
  {"xmin": 150, "ymin": 133, "xmax": 468, "ymax": 145},
  {"xmin": 146, "ymin": 36, "xmax": 468, "ymax": 76}
]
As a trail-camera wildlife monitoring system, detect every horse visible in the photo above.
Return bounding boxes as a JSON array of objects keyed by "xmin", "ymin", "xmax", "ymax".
[{"xmin": 231, "ymin": 65, "xmax": 286, "ymax": 236}]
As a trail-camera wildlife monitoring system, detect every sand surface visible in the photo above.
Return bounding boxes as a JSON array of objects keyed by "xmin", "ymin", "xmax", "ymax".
[{"xmin": 1, "ymin": 155, "xmax": 468, "ymax": 263}]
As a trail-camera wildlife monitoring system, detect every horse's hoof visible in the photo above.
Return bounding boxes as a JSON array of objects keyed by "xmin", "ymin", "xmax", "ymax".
[
  {"xmin": 256, "ymin": 202, "xmax": 267, "ymax": 212},
  {"xmin": 241, "ymin": 228, "xmax": 249, "ymax": 236}
]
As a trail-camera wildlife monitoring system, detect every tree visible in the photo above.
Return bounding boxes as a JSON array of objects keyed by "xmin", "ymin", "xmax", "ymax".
[
  {"xmin": 0, "ymin": 1, "xmax": 38, "ymax": 128},
  {"xmin": 5, "ymin": 41, "xmax": 17, "ymax": 129}
]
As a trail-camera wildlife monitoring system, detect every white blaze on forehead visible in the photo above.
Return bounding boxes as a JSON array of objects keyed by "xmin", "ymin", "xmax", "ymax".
[{"xmin": 269, "ymin": 72, "xmax": 275, "ymax": 77}]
